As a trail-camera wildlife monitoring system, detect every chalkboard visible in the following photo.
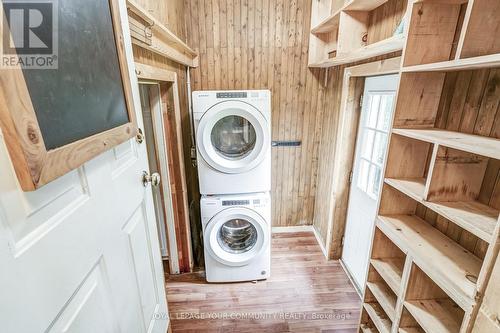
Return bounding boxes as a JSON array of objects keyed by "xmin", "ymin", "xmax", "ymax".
[{"xmin": 22, "ymin": 0, "xmax": 129, "ymax": 150}]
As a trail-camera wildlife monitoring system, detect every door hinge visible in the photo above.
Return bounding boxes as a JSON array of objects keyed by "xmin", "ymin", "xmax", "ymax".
[
  {"xmin": 349, "ymin": 170, "xmax": 353, "ymax": 183},
  {"xmin": 359, "ymin": 94, "xmax": 364, "ymax": 108},
  {"xmin": 341, "ymin": 235, "xmax": 345, "ymax": 246}
]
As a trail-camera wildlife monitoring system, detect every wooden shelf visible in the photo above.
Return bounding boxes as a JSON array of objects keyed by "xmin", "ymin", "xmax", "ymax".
[
  {"xmin": 364, "ymin": 303, "xmax": 392, "ymax": 333},
  {"xmin": 399, "ymin": 328, "xmax": 425, "ymax": 333},
  {"xmin": 371, "ymin": 258, "xmax": 404, "ymax": 294},
  {"xmin": 361, "ymin": 326, "xmax": 379, "ymax": 333},
  {"xmin": 402, "ymin": 54, "xmax": 500, "ymax": 72},
  {"xmin": 384, "ymin": 178, "xmax": 498, "ymax": 243},
  {"xmin": 126, "ymin": 0, "xmax": 198, "ymax": 67},
  {"xmin": 392, "ymin": 128, "xmax": 500, "ymax": 160},
  {"xmin": 367, "ymin": 281, "xmax": 397, "ymax": 321},
  {"xmin": 344, "ymin": 0, "xmax": 390, "ymax": 11},
  {"xmin": 310, "ymin": 35, "xmax": 405, "ymax": 68},
  {"xmin": 385, "ymin": 178, "xmax": 426, "ymax": 199},
  {"xmin": 311, "ymin": 10, "xmax": 341, "ymax": 34},
  {"xmin": 377, "ymin": 215, "xmax": 482, "ymax": 310},
  {"xmin": 405, "ymin": 300, "xmax": 463, "ymax": 333}
]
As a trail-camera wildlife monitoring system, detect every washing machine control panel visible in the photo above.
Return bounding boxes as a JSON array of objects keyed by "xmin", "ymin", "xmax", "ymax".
[
  {"xmin": 222, "ymin": 200, "xmax": 250, "ymax": 206},
  {"xmin": 216, "ymin": 92, "xmax": 248, "ymax": 99}
]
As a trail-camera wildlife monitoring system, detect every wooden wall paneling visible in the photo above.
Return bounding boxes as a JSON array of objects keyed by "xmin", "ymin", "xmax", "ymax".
[
  {"xmin": 186, "ymin": 0, "xmax": 324, "ymax": 228},
  {"xmin": 311, "ymin": 55, "xmax": 402, "ymax": 258}
]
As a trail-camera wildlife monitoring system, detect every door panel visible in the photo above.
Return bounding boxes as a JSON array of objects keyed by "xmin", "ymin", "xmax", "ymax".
[
  {"xmin": 342, "ymin": 74, "xmax": 399, "ymax": 290},
  {"xmin": 123, "ymin": 205, "xmax": 160, "ymax": 331},
  {"xmin": 0, "ymin": 1, "xmax": 168, "ymax": 332},
  {"xmin": 47, "ymin": 259, "xmax": 119, "ymax": 333}
]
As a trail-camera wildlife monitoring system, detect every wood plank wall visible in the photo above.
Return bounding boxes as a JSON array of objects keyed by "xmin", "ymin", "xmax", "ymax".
[
  {"xmin": 313, "ymin": 0, "xmax": 406, "ymax": 253},
  {"xmin": 131, "ymin": 0, "xmax": 204, "ymax": 266},
  {"xmin": 185, "ymin": 0, "xmax": 326, "ymax": 227}
]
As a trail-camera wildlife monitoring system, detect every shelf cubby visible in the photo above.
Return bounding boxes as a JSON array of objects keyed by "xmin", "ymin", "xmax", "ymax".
[
  {"xmin": 398, "ymin": 307, "xmax": 425, "ymax": 333},
  {"xmin": 403, "ymin": 0, "xmax": 468, "ymax": 67},
  {"xmin": 458, "ymin": 0, "xmax": 500, "ymax": 59},
  {"xmin": 360, "ymin": 320, "xmax": 380, "ymax": 333},
  {"xmin": 362, "ymin": 302, "xmax": 392, "ymax": 333},
  {"xmin": 309, "ymin": 0, "xmax": 408, "ymax": 67},
  {"xmin": 370, "ymin": 227, "xmax": 406, "ymax": 294},
  {"xmin": 404, "ymin": 264, "xmax": 465, "ymax": 333},
  {"xmin": 366, "ymin": 266, "xmax": 398, "ymax": 321},
  {"xmin": 385, "ymin": 134, "xmax": 434, "ymax": 199}
]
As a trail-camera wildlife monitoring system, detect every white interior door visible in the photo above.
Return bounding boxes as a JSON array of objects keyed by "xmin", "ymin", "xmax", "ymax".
[
  {"xmin": 0, "ymin": 1, "xmax": 169, "ymax": 332},
  {"xmin": 341, "ymin": 74, "xmax": 398, "ymax": 291}
]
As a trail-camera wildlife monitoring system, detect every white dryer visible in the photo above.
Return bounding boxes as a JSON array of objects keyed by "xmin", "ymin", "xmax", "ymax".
[
  {"xmin": 201, "ymin": 192, "xmax": 271, "ymax": 282},
  {"xmin": 193, "ymin": 90, "xmax": 271, "ymax": 195}
]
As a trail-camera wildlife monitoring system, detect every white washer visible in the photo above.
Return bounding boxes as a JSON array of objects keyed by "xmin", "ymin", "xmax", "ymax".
[
  {"xmin": 201, "ymin": 193, "xmax": 271, "ymax": 282},
  {"xmin": 193, "ymin": 90, "xmax": 271, "ymax": 195}
]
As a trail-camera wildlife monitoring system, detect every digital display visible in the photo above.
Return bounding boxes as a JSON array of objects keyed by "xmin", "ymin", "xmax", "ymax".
[
  {"xmin": 222, "ymin": 200, "xmax": 250, "ymax": 206},
  {"xmin": 216, "ymin": 92, "xmax": 247, "ymax": 99}
]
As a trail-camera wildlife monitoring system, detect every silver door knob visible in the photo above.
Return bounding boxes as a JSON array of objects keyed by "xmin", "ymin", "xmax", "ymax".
[{"xmin": 142, "ymin": 171, "xmax": 161, "ymax": 187}]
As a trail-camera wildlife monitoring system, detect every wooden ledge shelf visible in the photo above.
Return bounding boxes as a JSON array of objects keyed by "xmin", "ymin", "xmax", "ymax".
[
  {"xmin": 367, "ymin": 281, "xmax": 397, "ymax": 321},
  {"xmin": 126, "ymin": 0, "xmax": 198, "ymax": 67},
  {"xmin": 384, "ymin": 178, "xmax": 498, "ymax": 243},
  {"xmin": 402, "ymin": 54, "xmax": 500, "ymax": 72},
  {"xmin": 361, "ymin": 326, "xmax": 379, "ymax": 333},
  {"xmin": 371, "ymin": 258, "xmax": 404, "ymax": 294},
  {"xmin": 404, "ymin": 300, "xmax": 463, "ymax": 333},
  {"xmin": 392, "ymin": 128, "xmax": 500, "ymax": 160},
  {"xmin": 311, "ymin": 10, "xmax": 341, "ymax": 34},
  {"xmin": 310, "ymin": 35, "xmax": 405, "ymax": 68},
  {"xmin": 385, "ymin": 178, "xmax": 426, "ymax": 199},
  {"xmin": 399, "ymin": 328, "xmax": 425, "ymax": 333},
  {"xmin": 364, "ymin": 303, "xmax": 392, "ymax": 333},
  {"xmin": 377, "ymin": 215, "xmax": 481, "ymax": 310},
  {"xmin": 344, "ymin": 0, "xmax": 391, "ymax": 11}
]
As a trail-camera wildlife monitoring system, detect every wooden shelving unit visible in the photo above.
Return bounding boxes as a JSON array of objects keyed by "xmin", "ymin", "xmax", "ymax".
[
  {"xmin": 357, "ymin": 0, "xmax": 500, "ymax": 332},
  {"xmin": 371, "ymin": 258, "xmax": 404, "ymax": 294},
  {"xmin": 126, "ymin": 0, "xmax": 198, "ymax": 67},
  {"xmin": 405, "ymin": 300, "xmax": 463, "ymax": 333},
  {"xmin": 308, "ymin": 0, "xmax": 410, "ymax": 68}
]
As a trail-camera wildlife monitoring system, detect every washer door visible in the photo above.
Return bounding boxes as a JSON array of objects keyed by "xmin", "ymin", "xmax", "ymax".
[
  {"xmin": 197, "ymin": 101, "xmax": 270, "ymax": 174},
  {"xmin": 204, "ymin": 207, "xmax": 269, "ymax": 267}
]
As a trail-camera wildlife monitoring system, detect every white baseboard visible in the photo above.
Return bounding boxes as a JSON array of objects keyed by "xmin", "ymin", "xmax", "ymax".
[
  {"xmin": 271, "ymin": 225, "xmax": 314, "ymax": 233},
  {"xmin": 339, "ymin": 258, "xmax": 363, "ymax": 298},
  {"xmin": 312, "ymin": 225, "xmax": 328, "ymax": 259}
]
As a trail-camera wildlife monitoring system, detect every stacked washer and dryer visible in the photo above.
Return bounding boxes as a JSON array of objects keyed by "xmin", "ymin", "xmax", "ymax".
[{"xmin": 193, "ymin": 90, "xmax": 272, "ymax": 282}]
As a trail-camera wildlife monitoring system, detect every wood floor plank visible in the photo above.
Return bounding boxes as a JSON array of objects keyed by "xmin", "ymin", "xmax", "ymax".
[{"xmin": 166, "ymin": 232, "xmax": 361, "ymax": 332}]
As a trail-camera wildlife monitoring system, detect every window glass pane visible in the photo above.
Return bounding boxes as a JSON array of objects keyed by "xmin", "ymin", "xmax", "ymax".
[
  {"xmin": 368, "ymin": 165, "xmax": 382, "ymax": 198},
  {"xmin": 367, "ymin": 95, "xmax": 381, "ymax": 128},
  {"xmin": 377, "ymin": 94, "xmax": 394, "ymax": 131},
  {"xmin": 372, "ymin": 132, "xmax": 388, "ymax": 165},
  {"xmin": 361, "ymin": 129, "xmax": 375, "ymax": 160},
  {"xmin": 211, "ymin": 115, "xmax": 256, "ymax": 159},
  {"xmin": 217, "ymin": 219, "xmax": 257, "ymax": 254},
  {"xmin": 357, "ymin": 159, "xmax": 370, "ymax": 192}
]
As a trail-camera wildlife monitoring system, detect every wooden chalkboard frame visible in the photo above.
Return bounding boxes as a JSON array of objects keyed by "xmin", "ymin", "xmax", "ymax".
[{"xmin": 0, "ymin": 0, "xmax": 137, "ymax": 191}]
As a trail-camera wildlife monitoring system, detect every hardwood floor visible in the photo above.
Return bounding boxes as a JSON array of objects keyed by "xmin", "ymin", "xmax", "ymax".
[{"xmin": 165, "ymin": 231, "xmax": 361, "ymax": 332}]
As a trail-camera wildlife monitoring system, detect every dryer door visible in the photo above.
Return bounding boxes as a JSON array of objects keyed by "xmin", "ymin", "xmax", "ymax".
[
  {"xmin": 196, "ymin": 101, "xmax": 270, "ymax": 173},
  {"xmin": 204, "ymin": 207, "xmax": 269, "ymax": 267}
]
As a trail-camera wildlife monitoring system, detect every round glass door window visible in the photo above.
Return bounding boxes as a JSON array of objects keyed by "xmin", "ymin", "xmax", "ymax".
[
  {"xmin": 211, "ymin": 115, "xmax": 257, "ymax": 159},
  {"xmin": 217, "ymin": 219, "xmax": 258, "ymax": 254}
]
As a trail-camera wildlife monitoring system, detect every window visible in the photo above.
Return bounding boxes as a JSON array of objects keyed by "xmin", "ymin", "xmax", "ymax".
[{"xmin": 357, "ymin": 93, "xmax": 395, "ymax": 199}]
